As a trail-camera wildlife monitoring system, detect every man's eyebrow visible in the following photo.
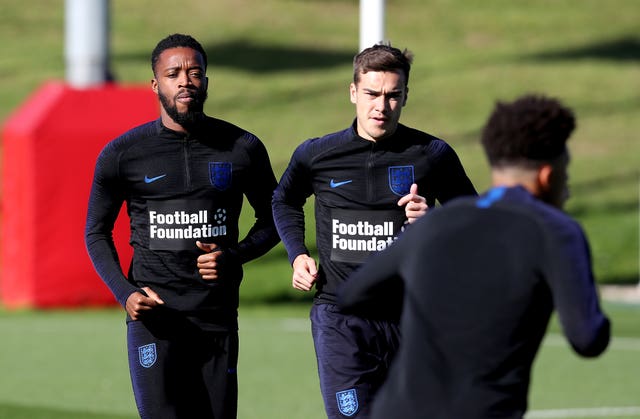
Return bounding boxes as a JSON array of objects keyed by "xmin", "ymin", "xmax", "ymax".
[
  {"xmin": 163, "ymin": 65, "xmax": 204, "ymax": 73},
  {"xmin": 362, "ymin": 87, "xmax": 403, "ymax": 94}
]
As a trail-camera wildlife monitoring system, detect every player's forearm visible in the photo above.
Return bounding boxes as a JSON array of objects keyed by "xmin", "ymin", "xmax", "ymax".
[
  {"xmin": 272, "ymin": 198, "xmax": 309, "ymax": 265},
  {"xmin": 85, "ymin": 235, "xmax": 139, "ymax": 307},
  {"xmin": 566, "ymin": 315, "xmax": 610, "ymax": 357},
  {"xmin": 233, "ymin": 220, "xmax": 280, "ymax": 265}
]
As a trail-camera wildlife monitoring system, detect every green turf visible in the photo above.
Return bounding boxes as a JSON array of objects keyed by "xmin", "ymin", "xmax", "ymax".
[{"xmin": 0, "ymin": 303, "xmax": 638, "ymax": 419}]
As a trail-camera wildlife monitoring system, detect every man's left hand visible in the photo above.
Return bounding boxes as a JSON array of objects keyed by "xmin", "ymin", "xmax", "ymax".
[
  {"xmin": 196, "ymin": 241, "xmax": 224, "ymax": 280},
  {"xmin": 397, "ymin": 183, "xmax": 428, "ymax": 224}
]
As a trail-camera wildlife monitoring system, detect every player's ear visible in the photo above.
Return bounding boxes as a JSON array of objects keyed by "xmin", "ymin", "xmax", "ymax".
[
  {"xmin": 349, "ymin": 82, "xmax": 357, "ymax": 104},
  {"xmin": 151, "ymin": 78, "xmax": 158, "ymax": 94},
  {"xmin": 536, "ymin": 163, "xmax": 554, "ymax": 192}
]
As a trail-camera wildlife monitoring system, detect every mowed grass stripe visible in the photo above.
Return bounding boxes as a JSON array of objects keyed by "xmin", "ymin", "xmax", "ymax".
[
  {"xmin": 527, "ymin": 406, "xmax": 640, "ymax": 418},
  {"xmin": 543, "ymin": 334, "xmax": 640, "ymax": 351}
]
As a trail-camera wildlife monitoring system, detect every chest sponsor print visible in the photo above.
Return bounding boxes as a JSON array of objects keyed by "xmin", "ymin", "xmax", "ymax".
[
  {"xmin": 330, "ymin": 208, "xmax": 407, "ymax": 263},
  {"xmin": 147, "ymin": 199, "xmax": 228, "ymax": 250}
]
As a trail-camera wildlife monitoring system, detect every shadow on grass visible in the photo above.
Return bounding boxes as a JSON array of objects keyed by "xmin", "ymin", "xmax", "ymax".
[
  {"xmin": 116, "ymin": 38, "xmax": 354, "ymax": 74},
  {"xmin": 568, "ymin": 199, "xmax": 638, "ymax": 217},
  {"xmin": 602, "ymin": 274, "xmax": 640, "ymax": 286},
  {"xmin": 526, "ymin": 36, "xmax": 640, "ymax": 62},
  {"xmin": 570, "ymin": 171, "xmax": 639, "ymax": 193},
  {"xmin": 568, "ymin": 170, "xmax": 639, "ymax": 216},
  {"xmin": 0, "ymin": 403, "xmax": 136, "ymax": 419},
  {"xmin": 202, "ymin": 39, "xmax": 354, "ymax": 73}
]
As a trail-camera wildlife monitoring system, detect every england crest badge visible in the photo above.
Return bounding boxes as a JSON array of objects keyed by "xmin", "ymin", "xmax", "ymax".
[
  {"xmin": 209, "ymin": 162, "xmax": 232, "ymax": 191},
  {"xmin": 138, "ymin": 343, "xmax": 157, "ymax": 368},
  {"xmin": 336, "ymin": 388, "xmax": 358, "ymax": 416},
  {"xmin": 388, "ymin": 165, "xmax": 414, "ymax": 196}
]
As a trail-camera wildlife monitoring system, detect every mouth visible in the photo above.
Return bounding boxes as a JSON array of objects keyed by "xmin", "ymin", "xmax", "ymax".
[
  {"xmin": 176, "ymin": 91, "xmax": 196, "ymax": 103},
  {"xmin": 370, "ymin": 116, "xmax": 388, "ymax": 126}
]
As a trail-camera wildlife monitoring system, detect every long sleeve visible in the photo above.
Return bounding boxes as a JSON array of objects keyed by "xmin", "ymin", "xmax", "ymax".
[
  {"xmin": 232, "ymin": 134, "xmax": 280, "ymax": 264},
  {"xmin": 272, "ymin": 143, "xmax": 314, "ymax": 265},
  {"xmin": 84, "ymin": 142, "xmax": 140, "ymax": 307},
  {"xmin": 428, "ymin": 139, "xmax": 477, "ymax": 204},
  {"xmin": 543, "ymin": 216, "xmax": 610, "ymax": 357}
]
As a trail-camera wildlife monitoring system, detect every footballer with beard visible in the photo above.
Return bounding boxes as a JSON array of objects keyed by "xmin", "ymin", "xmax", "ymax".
[{"xmin": 85, "ymin": 33, "xmax": 279, "ymax": 419}]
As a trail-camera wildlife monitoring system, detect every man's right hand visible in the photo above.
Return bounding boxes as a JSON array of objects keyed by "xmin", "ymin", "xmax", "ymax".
[
  {"xmin": 292, "ymin": 254, "xmax": 318, "ymax": 292},
  {"xmin": 125, "ymin": 286, "xmax": 165, "ymax": 320}
]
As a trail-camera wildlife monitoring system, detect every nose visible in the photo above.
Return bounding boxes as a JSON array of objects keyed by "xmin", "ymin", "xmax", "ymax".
[
  {"xmin": 374, "ymin": 95, "xmax": 389, "ymax": 112},
  {"xmin": 177, "ymin": 71, "xmax": 193, "ymax": 87}
]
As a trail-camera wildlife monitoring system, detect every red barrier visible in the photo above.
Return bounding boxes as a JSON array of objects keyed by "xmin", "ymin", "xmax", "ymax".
[{"xmin": 1, "ymin": 81, "xmax": 158, "ymax": 308}]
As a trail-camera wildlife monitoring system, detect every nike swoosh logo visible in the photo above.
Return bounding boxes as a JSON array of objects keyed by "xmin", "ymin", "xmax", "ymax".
[
  {"xmin": 330, "ymin": 179, "xmax": 353, "ymax": 188},
  {"xmin": 144, "ymin": 174, "xmax": 167, "ymax": 184}
]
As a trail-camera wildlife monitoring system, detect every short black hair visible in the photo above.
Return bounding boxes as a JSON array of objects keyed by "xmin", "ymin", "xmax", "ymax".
[
  {"xmin": 353, "ymin": 43, "xmax": 413, "ymax": 86},
  {"xmin": 481, "ymin": 94, "xmax": 576, "ymax": 168},
  {"xmin": 151, "ymin": 33, "xmax": 207, "ymax": 75}
]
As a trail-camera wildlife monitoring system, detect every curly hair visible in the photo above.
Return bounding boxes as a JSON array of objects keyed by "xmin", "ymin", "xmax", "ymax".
[
  {"xmin": 353, "ymin": 43, "xmax": 414, "ymax": 86},
  {"xmin": 151, "ymin": 33, "xmax": 207, "ymax": 76},
  {"xmin": 481, "ymin": 94, "xmax": 576, "ymax": 168}
]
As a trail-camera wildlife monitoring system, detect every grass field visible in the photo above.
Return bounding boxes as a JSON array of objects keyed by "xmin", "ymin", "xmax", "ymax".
[
  {"xmin": 0, "ymin": 302, "xmax": 639, "ymax": 419},
  {"xmin": 0, "ymin": 1, "xmax": 639, "ymax": 418}
]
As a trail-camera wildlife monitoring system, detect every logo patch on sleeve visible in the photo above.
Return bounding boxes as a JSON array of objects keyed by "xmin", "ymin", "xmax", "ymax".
[
  {"xmin": 209, "ymin": 162, "xmax": 232, "ymax": 191},
  {"xmin": 388, "ymin": 165, "xmax": 414, "ymax": 196},
  {"xmin": 138, "ymin": 343, "xmax": 157, "ymax": 368},
  {"xmin": 336, "ymin": 388, "xmax": 358, "ymax": 416}
]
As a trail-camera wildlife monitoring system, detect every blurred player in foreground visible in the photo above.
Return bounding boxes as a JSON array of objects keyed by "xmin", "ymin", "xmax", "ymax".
[{"xmin": 338, "ymin": 94, "xmax": 610, "ymax": 419}]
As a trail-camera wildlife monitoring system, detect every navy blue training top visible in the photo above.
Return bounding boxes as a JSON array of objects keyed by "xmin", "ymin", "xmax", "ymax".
[
  {"xmin": 338, "ymin": 186, "xmax": 610, "ymax": 419},
  {"xmin": 272, "ymin": 121, "xmax": 477, "ymax": 305},
  {"xmin": 85, "ymin": 117, "xmax": 279, "ymax": 330}
]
